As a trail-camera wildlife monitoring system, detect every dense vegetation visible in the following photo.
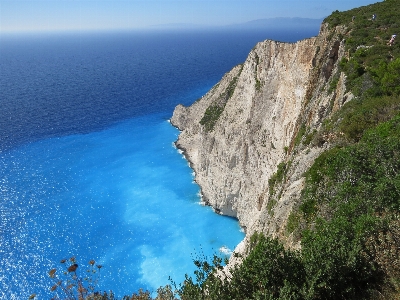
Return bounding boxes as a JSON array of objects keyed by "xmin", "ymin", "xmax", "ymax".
[
  {"xmin": 171, "ymin": 119, "xmax": 400, "ymax": 300},
  {"xmin": 326, "ymin": 0, "xmax": 400, "ymax": 99},
  {"xmin": 187, "ymin": 0, "xmax": 400, "ymax": 298},
  {"xmin": 38, "ymin": 1, "xmax": 400, "ymax": 299}
]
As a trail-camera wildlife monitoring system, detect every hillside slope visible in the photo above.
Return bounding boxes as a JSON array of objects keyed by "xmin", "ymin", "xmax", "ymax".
[
  {"xmin": 171, "ymin": 21, "xmax": 349, "ymax": 243},
  {"xmin": 171, "ymin": 0, "xmax": 400, "ymax": 298}
]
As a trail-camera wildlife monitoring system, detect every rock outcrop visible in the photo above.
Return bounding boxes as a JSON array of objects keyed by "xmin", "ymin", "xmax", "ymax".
[{"xmin": 171, "ymin": 23, "xmax": 353, "ymax": 249}]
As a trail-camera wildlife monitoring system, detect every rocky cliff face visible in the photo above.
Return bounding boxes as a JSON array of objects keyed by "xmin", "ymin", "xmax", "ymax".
[{"xmin": 171, "ymin": 23, "xmax": 353, "ymax": 249}]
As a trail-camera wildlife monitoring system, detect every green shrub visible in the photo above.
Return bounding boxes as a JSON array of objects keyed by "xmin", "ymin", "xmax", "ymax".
[
  {"xmin": 301, "ymin": 214, "xmax": 384, "ymax": 300},
  {"xmin": 303, "ymin": 114, "xmax": 400, "ymax": 216},
  {"xmin": 268, "ymin": 161, "xmax": 289, "ymax": 196},
  {"xmin": 199, "ymin": 65, "xmax": 243, "ymax": 132},
  {"xmin": 303, "ymin": 129, "xmax": 316, "ymax": 146},
  {"xmin": 286, "ymin": 211, "xmax": 301, "ymax": 234},
  {"xmin": 293, "ymin": 115, "xmax": 400, "ymax": 297},
  {"xmin": 267, "ymin": 198, "xmax": 277, "ymax": 216},
  {"xmin": 337, "ymin": 94, "xmax": 400, "ymax": 141},
  {"xmin": 328, "ymin": 72, "xmax": 340, "ymax": 94},
  {"xmin": 226, "ymin": 234, "xmax": 304, "ymax": 300},
  {"xmin": 199, "ymin": 104, "xmax": 225, "ymax": 132},
  {"xmin": 324, "ymin": 0, "xmax": 400, "ymax": 98},
  {"xmin": 294, "ymin": 124, "xmax": 307, "ymax": 148}
]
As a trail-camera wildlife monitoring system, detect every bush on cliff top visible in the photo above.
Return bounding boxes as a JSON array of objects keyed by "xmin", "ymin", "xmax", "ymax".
[
  {"xmin": 177, "ymin": 115, "xmax": 400, "ymax": 300},
  {"xmin": 191, "ymin": 2, "xmax": 400, "ymax": 297},
  {"xmin": 316, "ymin": 0, "xmax": 400, "ymax": 145},
  {"xmin": 325, "ymin": 0, "xmax": 400, "ymax": 98}
]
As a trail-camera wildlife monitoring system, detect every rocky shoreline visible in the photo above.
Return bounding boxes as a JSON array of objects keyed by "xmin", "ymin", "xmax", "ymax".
[{"xmin": 171, "ymin": 22, "xmax": 352, "ymax": 250}]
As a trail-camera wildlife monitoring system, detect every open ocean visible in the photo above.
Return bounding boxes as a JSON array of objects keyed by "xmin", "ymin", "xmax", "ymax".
[{"xmin": 0, "ymin": 27, "xmax": 318, "ymax": 299}]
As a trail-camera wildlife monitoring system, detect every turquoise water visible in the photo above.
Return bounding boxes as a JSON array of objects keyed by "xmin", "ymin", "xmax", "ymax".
[
  {"xmin": 0, "ymin": 27, "xmax": 319, "ymax": 298},
  {"xmin": 1, "ymin": 112, "xmax": 244, "ymax": 297}
]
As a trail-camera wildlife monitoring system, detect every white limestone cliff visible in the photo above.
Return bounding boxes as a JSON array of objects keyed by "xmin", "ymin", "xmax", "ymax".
[{"xmin": 171, "ymin": 23, "xmax": 353, "ymax": 250}]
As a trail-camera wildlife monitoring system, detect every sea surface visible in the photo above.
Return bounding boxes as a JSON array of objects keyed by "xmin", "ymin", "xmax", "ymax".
[{"xmin": 0, "ymin": 27, "xmax": 319, "ymax": 299}]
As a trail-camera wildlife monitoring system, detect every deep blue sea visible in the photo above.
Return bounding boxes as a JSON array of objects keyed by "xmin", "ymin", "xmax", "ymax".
[{"xmin": 0, "ymin": 27, "xmax": 318, "ymax": 299}]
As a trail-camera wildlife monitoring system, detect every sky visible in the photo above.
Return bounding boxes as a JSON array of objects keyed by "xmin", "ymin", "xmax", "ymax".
[{"xmin": 0, "ymin": 0, "xmax": 381, "ymax": 33}]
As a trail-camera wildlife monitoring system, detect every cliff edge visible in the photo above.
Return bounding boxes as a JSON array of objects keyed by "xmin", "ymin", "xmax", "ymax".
[
  {"xmin": 171, "ymin": 23, "xmax": 351, "ymax": 247},
  {"xmin": 170, "ymin": 1, "xmax": 400, "ymax": 297}
]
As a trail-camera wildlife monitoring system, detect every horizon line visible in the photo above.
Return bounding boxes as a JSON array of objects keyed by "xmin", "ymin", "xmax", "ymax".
[{"xmin": 0, "ymin": 17, "xmax": 325, "ymax": 35}]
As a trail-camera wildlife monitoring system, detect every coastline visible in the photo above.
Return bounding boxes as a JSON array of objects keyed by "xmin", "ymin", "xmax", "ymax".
[
  {"xmin": 168, "ymin": 22, "xmax": 352, "ymax": 250},
  {"xmin": 170, "ymin": 118, "xmax": 229, "ymax": 216}
]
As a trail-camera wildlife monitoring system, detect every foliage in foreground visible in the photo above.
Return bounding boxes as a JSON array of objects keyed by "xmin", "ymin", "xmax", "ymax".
[
  {"xmin": 174, "ymin": 117, "xmax": 400, "ymax": 298},
  {"xmin": 31, "ymin": 257, "xmax": 178, "ymax": 300},
  {"xmin": 191, "ymin": 4, "xmax": 400, "ymax": 298},
  {"xmin": 173, "ymin": 230, "xmax": 395, "ymax": 300},
  {"xmin": 38, "ymin": 218, "xmax": 398, "ymax": 299}
]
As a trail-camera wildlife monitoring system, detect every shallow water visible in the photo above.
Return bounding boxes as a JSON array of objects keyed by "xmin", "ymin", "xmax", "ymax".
[
  {"xmin": 0, "ymin": 113, "xmax": 244, "ymax": 298},
  {"xmin": 0, "ymin": 27, "xmax": 319, "ymax": 298}
]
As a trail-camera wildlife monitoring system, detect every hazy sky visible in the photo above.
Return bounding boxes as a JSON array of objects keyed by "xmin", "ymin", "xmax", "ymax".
[{"xmin": 1, "ymin": 0, "xmax": 381, "ymax": 32}]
